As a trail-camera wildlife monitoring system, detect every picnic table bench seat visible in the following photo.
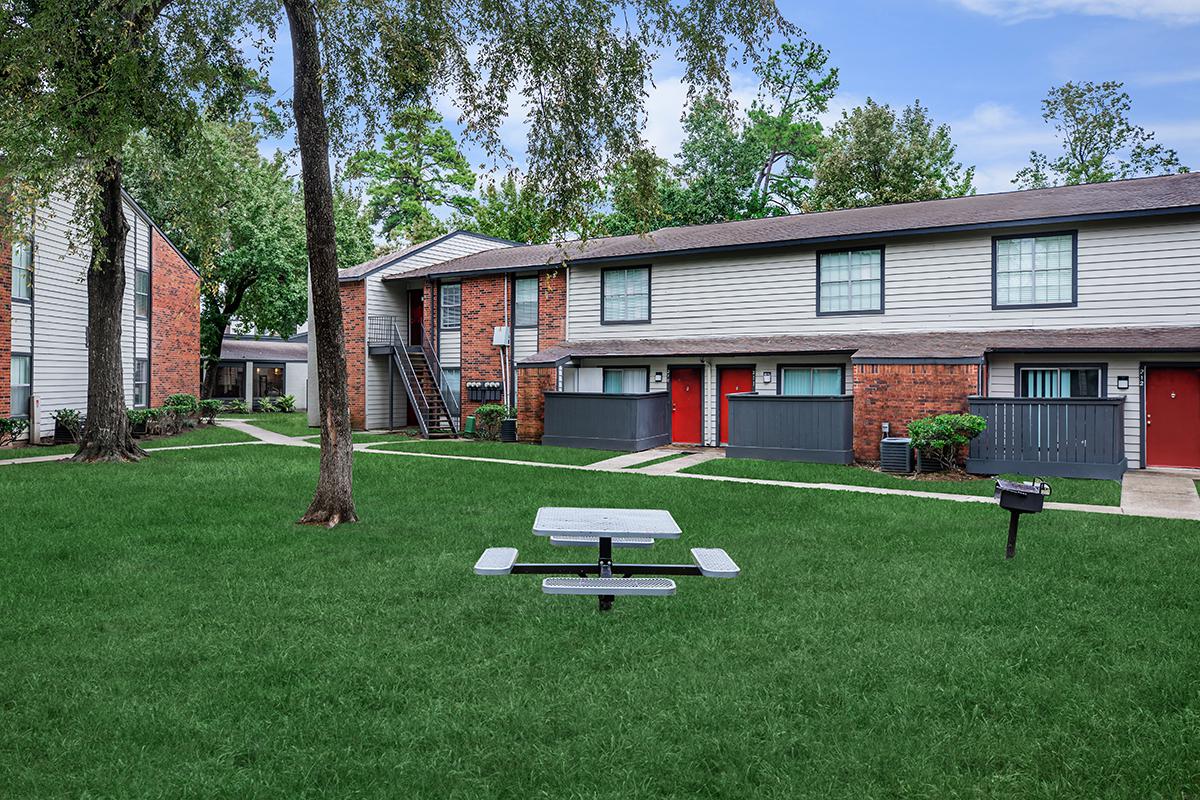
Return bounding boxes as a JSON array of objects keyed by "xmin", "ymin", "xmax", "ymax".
[
  {"xmin": 542, "ymin": 577, "xmax": 677, "ymax": 596},
  {"xmin": 690, "ymin": 548, "xmax": 740, "ymax": 578},
  {"xmin": 474, "ymin": 547, "xmax": 518, "ymax": 576},
  {"xmin": 549, "ymin": 535, "xmax": 655, "ymax": 549}
]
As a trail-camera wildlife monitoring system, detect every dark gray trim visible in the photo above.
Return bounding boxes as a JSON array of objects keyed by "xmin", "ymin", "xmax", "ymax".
[
  {"xmin": 816, "ymin": 245, "xmax": 885, "ymax": 317},
  {"xmin": 517, "ymin": 354, "xmax": 575, "ymax": 369},
  {"xmin": 725, "ymin": 393, "xmax": 854, "ymax": 464},
  {"xmin": 852, "ymin": 356, "xmax": 985, "ymax": 365},
  {"xmin": 966, "ymin": 457, "xmax": 1126, "ymax": 480},
  {"xmin": 599, "ymin": 265, "xmax": 651, "ymax": 325},
  {"xmin": 774, "ymin": 363, "xmax": 846, "ymax": 395},
  {"xmin": 1014, "ymin": 362, "xmax": 1107, "ymax": 398},
  {"xmin": 991, "ymin": 230, "xmax": 1078, "ymax": 310}
]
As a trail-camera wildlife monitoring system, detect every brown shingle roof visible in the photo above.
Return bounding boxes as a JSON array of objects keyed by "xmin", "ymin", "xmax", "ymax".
[
  {"xmin": 220, "ymin": 337, "xmax": 308, "ymax": 362},
  {"xmin": 410, "ymin": 173, "xmax": 1200, "ymax": 278},
  {"xmin": 518, "ymin": 326, "xmax": 1200, "ymax": 366}
]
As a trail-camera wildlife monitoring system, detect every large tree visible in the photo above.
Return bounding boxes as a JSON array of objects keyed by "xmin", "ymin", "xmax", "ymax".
[
  {"xmin": 278, "ymin": 0, "xmax": 793, "ymax": 525},
  {"xmin": 810, "ymin": 99, "xmax": 975, "ymax": 210},
  {"xmin": 0, "ymin": 0, "xmax": 260, "ymax": 461},
  {"xmin": 1014, "ymin": 80, "xmax": 1188, "ymax": 189},
  {"xmin": 454, "ymin": 175, "xmax": 556, "ymax": 244},
  {"xmin": 347, "ymin": 105, "xmax": 476, "ymax": 243}
]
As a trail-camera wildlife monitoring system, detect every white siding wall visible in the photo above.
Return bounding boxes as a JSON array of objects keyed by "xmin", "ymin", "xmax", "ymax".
[
  {"xmin": 986, "ymin": 352, "xmax": 1200, "ymax": 469},
  {"xmin": 285, "ymin": 362, "xmax": 308, "ymax": 409},
  {"xmin": 567, "ymin": 216, "xmax": 1200, "ymax": 341},
  {"xmin": 563, "ymin": 354, "xmax": 852, "ymax": 446}
]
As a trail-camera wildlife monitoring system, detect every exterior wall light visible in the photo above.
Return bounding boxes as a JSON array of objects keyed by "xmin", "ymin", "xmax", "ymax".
[
  {"xmin": 762, "ymin": 371, "xmax": 772, "ymax": 384},
  {"xmin": 654, "ymin": 372, "xmax": 664, "ymax": 383},
  {"xmin": 1117, "ymin": 376, "xmax": 1130, "ymax": 390}
]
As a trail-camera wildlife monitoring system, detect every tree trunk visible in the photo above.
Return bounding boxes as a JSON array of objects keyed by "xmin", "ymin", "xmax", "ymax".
[
  {"xmin": 72, "ymin": 158, "xmax": 146, "ymax": 463},
  {"xmin": 285, "ymin": 0, "xmax": 357, "ymax": 527}
]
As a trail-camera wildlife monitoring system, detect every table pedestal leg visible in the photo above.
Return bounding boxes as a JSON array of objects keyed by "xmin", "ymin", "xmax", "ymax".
[{"xmin": 598, "ymin": 537, "xmax": 614, "ymax": 612}]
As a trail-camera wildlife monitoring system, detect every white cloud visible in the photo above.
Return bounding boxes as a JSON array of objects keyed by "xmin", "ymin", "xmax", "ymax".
[{"xmin": 949, "ymin": 0, "xmax": 1200, "ymax": 24}]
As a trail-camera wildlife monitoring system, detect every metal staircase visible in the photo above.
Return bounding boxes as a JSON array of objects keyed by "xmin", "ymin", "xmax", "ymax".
[{"xmin": 384, "ymin": 321, "xmax": 459, "ymax": 439}]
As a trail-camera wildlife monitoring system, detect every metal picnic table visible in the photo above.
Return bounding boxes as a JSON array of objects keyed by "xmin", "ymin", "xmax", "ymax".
[{"xmin": 474, "ymin": 507, "xmax": 740, "ymax": 611}]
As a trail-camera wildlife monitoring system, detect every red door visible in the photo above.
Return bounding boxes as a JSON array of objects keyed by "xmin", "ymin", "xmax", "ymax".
[
  {"xmin": 671, "ymin": 367, "xmax": 703, "ymax": 444},
  {"xmin": 408, "ymin": 290, "xmax": 424, "ymax": 346},
  {"xmin": 718, "ymin": 367, "xmax": 754, "ymax": 446},
  {"xmin": 1146, "ymin": 367, "xmax": 1200, "ymax": 468}
]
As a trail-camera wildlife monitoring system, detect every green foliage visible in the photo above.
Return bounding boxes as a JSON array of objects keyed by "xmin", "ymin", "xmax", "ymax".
[
  {"xmin": 276, "ymin": 395, "xmax": 297, "ymax": 413},
  {"xmin": 906, "ymin": 413, "xmax": 987, "ymax": 472},
  {"xmin": 258, "ymin": 397, "xmax": 279, "ymax": 414},
  {"xmin": 165, "ymin": 394, "xmax": 199, "ymax": 416},
  {"xmin": 473, "ymin": 404, "xmax": 513, "ymax": 441},
  {"xmin": 51, "ymin": 408, "xmax": 83, "ymax": 442},
  {"xmin": 333, "ymin": 188, "xmax": 378, "ymax": 270},
  {"xmin": 224, "ymin": 399, "xmax": 249, "ymax": 414},
  {"xmin": 453, "ymin": 175, "xmax": 556, "ymax": 244},
  {"xmin": 0, "ymin": 417, "xmax": 30, "ymax": 448},
  {"xmin": 811, "ymin": 99, "xmax": 975, "ymax": 211},
  {"xmin": 347, "ymin": 106, "xmax": 476, "ymax": 243},
  {"xmin": 1015, "ymin": 81, "xmax": 1188, "ymax": 189},
  {"xmin": 198, "ymin": 399, "xmax": 222, "ymax": 424}
]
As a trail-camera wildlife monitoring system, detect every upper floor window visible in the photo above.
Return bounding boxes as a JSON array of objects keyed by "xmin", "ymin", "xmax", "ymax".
[
  {"xmin": 133, "ymin": 359, "xmax": 149, "ymax": 407},
  {"xmin": 440, "ymin": 283, "xmax": 461, "ymax": 329},
  {"xmin": 780, "ymin": 366, "xmax": 843, "ymax": 396},
  {"xmin": 1018, "ymin": 365, "xmax": 1102, "ymax": 398},
  {"xmin": 12, "ymin": 239, "xmax": 32, "ymax": 302},
  {"xmin": 135, "ymin": 269, "xmax": 150, "ymax": 318},
  {"xmin": 11, "ymin": 354, "xmax": 31, "ymax": 418},
  {"xmin": 601, "ymin": 267, "xmax": 650, "ymax": 324},
  {"xmin": 818, "ymin": 248, "xmax": 883, "ymax": 315},
  {"xmin": 515, "ymin": 276, "xmax": 538, "ymax": 327},
  {"xmin": 993, "ymin": 232, "xmax": 1076, "ymax": 308}
]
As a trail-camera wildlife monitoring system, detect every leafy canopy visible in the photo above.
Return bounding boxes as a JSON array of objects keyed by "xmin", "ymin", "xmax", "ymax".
[
  {"xmin": 453, "ymin": 175, "xmax": 557, "ymax": 245},
  {"xmin": 1014, "ymin": 80, "xmax": 1188, "ymax": 189}
]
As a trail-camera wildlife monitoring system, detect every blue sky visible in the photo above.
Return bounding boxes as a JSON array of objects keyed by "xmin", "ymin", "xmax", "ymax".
[{"xmin": 263, "ymin": 0, "xmax": 1200, "ymax": 195}]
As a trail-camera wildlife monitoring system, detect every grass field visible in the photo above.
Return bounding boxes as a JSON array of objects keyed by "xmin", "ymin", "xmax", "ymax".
[
  {"xmin": 685, "ymin": 457, "xmax": 1124, "ymax": 506},
  {"xmin": 370, "ymin": 438, "xmax": 614, "ymax": 465},
  {"xmin": 2, "ymin": 445, "xmax": 1197, "ymax": 798},
  {"xmin": 0, "ymin": 424, "xmax": 254, "ymax": 460},
  {"xmin": 222, "ymin": 411, "xmax": 313, "ymax": 437}
]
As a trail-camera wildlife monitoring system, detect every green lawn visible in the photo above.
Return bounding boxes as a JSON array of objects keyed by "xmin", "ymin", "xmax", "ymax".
[
  {"xmin": 369, "ymin": 438, "xmax": 615, "ymax": 465},
  {"xmin": 0, "ymin": 424, "xmax": 254, "ymax": 460},
  {"xmin": 685, "ymin": 457, "xmax": 1123, "ymax": 506},
  {"xmin": 223, "ymin": 412, "xmax": 313, "ymax": 437},
  {"xmin": 625, "ymin": 451, "xmax": 689, "ymax": 469},
  {"xmin": 304, "ymin": 429, "xmax": 423, "ymax": 445},
  {"xmin": 2, "ymin": 445, "xmax": 1198, "ymax": 798}
]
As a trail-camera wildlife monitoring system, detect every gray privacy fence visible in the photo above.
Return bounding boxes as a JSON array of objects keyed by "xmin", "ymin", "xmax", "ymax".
[
  {"xmin": 726, "ymin": 393, "xmax": 854, "ymax": 463},
  {"xmin": 542, "ymin": 392, "xmax": 671, "ymax": 451},
  {"xmin": 967, "ymin": 397, "xmax": 1127, "ymax": 479}
]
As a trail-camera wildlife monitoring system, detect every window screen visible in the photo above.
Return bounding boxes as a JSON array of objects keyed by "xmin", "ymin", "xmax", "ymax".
[
  {"xmin": 440, "ymin": 284, "xmax": 461, "ymax": 329},
  {"xmin": 994, "ymin": 234, "xmax": 1074, "ymax": 306},
  {"xmin": 515, "ymin": 277, "xmax": 538, "ymax": 327},
  {"xmin": 780, "ymin": 367, "xmax": 842, "ymax": 396},
  {"xmin": 819, "ymin": 249, "xmax": 881, "ymax": 314},
  {"xmin": 602, "ymin": 268, "xmax": 650, "ymax": 323}
]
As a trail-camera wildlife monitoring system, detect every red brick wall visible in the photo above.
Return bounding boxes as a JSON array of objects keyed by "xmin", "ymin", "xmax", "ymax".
[
  {"xmin": 517, "ymin": 367, "xmax": 557, "ymax": 441},
  {"xmin": 851, "ymin": 362, "xmax": 980, "ymax": 462},
  {"xmin": 340, "ymin": 280, "xmax": 367, "ymax": 429},
  {"xmin": 459, "ymin": 274, "xmax": 507, "ymax": 427},
  {"xmin": 0, "ymin": 231, "xmax": 10, "ymax": 416},
  {"xmin": 150, "ymin": 230, "xmax": 200, "ymax": 404}
]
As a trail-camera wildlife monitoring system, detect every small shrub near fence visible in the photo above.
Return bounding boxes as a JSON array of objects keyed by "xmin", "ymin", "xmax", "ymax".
[
  {"xmin": 473, "ymin": 404, "xmax": 513, "ymax": 440},
  {"xmin": 0, "ymin": 417, "xmax": 29, "ymax": 448},
  {"xmin": 906, "ymin": 412, "xmax": 987, "ymax": 472}
]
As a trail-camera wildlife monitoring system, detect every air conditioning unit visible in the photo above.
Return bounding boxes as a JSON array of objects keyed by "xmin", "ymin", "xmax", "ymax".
[{"xmin": 880, "ymin": 437, "xmax": 913, "ymax": 473}]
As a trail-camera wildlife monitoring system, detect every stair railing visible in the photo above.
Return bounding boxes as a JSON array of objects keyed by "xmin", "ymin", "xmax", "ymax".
[
  {"xmin": 390, "ymin": 322, "xmax": 431, "ymax": 437},
  {"xmin": 419, "ymin": 327, "xmax": 460, "ymax": 430}
]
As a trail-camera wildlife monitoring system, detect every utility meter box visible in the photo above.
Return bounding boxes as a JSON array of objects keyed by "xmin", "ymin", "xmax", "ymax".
[{"xmin": 492, "ymin": 326, "xmax": 511, "ymax": 346}]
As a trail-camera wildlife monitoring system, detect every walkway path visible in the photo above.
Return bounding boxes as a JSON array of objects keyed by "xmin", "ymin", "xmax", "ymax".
[{"xmin": 6, "ymin": 420, "xmax": 1197, "ymax": 522}]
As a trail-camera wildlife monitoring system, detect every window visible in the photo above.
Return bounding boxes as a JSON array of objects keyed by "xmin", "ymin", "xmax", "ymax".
[
  {"xmin": 780, "ymin": 366, "xmax": 843, "ymax": 396},
  {"xmin": 253, "ymin": 363, "xmax": 285, "ymax": 400},
  {"xmin": 440, "ymin": 283, "xmax": 461, "ymax": 329},
  {"xmin": 602, "ymin": 367, "xmax": 648, "ymax": 394},
  {"xmin": 441, "ymin": 367, "xmax": 461, "ymax": 408},
  {"xmin": 993, "ymin": 233, "xmax": 1076, "ymax": 308},
  {"xmin": 213, "ymin": 363, "xmax": 245, "ymax": 400},
  {"xmin": 11, "ymin": 354, "xmax": 31, "ymax": 418},
  {"xmin": 1018, "ymin": 366, "xmax": 1102, "ymax": 398},
  {"xmin": 12, "ymin": 239, "xmax": 32, "ymax": 301},
  {"xmin": 134, "ymin": 269, "xmax": 150, "ymax": 318},
  {"xmin": 601, "ymin": 267, "xmax": 650, "ymax": 324},
  {"xmin": 133, "ymin": 359, "xmax": 149, "ymax": 407},
  {"xmin": 515, "ymin": 277, "xmax": 538, "ymax": 327},
  {"xmin": 818, "ymin": 248, "xmax": 883, "ymax": 315}
]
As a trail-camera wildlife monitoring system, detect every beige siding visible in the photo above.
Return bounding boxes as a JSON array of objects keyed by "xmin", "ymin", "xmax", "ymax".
[{"xmin": 567, "ymin": 216, "xmax": 1200, "ymax": 342}]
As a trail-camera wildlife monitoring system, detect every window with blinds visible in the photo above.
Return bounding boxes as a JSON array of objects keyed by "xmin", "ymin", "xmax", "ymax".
[
  {"xmin": 780, "ymin": 366, "xmax": 842, "ymax": 396},
  {"xmin": 994, "ymin": 233, "xmax": 1075, "ymax": 307},
  {"xmin": 440, "ymin": 283, "xmax": 461, "ymax": 329},
  {"xmin": 515, "ymin": 277, "xmax": 538, "ymax": 327},
  {"xmin": 602, "ymin": 367, "xmax": 648, "ymax": 394},
  {"xmin": 818, "ymin": 248, "xmax": 882, "ymax": 314},
  {"xmin": 1018, "ymin": 366, "xmax": 1101, "ymax": 398},
  {"xmin": 11, "ymin": 354, "xmax": 31, "ymax": 418},
  {"xmin": 601, "ymin": 267, "xmax": 650, "ymax": 323},
  {"xmin": 12, "ymin": 239, "xmax": 32, "ymax": 301}
]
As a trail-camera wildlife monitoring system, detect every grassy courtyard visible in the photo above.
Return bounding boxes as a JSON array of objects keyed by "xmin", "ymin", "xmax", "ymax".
[
  {"xmin": 0, "ymin": 424, "xmax": 255, "ymax": 460},
  {"xmin": 2, "ymin": 444, "xmax": 1198, "ymax": 798}
]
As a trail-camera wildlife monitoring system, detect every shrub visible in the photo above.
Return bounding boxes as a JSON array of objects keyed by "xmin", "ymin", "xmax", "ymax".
[
  {"xmin": 164, "ymin": 393, "xmax": 199, "ymax": 416},
  {"xmin": 259, "ymin": 397, "xmax": 278, "ymax": 413},
  {"xmin": 51, "ymin": 407, "xmax": 83, "ymax": 443},
  {"xmin": 473, "ymin": 404, "xmax": 512, "ymax": 440},
  {"xmin": 143, "ymin": 407, "xmax": 165, "ymax": 435},
  {"xmin": 198, "ymin": 399, "xmax": 222, "ymax": 424},
  {"xmin": 224, "ymin": 398, "xmax": 248, "ymax": 414},
  {"xmin": 906, "ymin": 412, "xmax": 987, "ymax": 472},
  {"xmin": 0, "ymin": 417, "xmax": 29, "ymax": 447},
  {"xmin": 126, "ymin": 408, "xmax": 152, "ymax": 435},
  {"xmin": 276, "ymin": 395, "xmax": 296, "ymax": 413}
]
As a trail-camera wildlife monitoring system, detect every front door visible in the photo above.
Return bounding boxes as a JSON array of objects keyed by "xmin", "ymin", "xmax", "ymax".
[
  {"xmin": 408, "ymin": 290, "xmax": 424, "ymax": 346},
  {"xmin": 1146, "ymin": 367, "xmax": 1200, "ymax": 468},
  {"xmin": 718, "ymin": 367, "xmax": 754, "ymax": 446},
  {"xmin": 671, "ymin": 367, "xmax": 703, "ymax": 444}
]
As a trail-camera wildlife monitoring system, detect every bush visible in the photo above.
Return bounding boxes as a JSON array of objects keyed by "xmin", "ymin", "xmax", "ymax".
[
  {"xmin": 51, "ymin": 407, "xmax": 83, "ymax": 443},
  {"xmin": 473, "ymin": 404, "xmax": 513, "ymax": 440},
  {"xmin": 126, "ymin": 408, "xmax": 152, "ymax": 435},
  {"xmin": 259, "ymin": 397, "xmax": 279, "ymax": 413},
  {"xmin": 0, "ymin": 417, "xmax": 29, "ymax": 447},
  {"xmin": 164, "ymin": 393, "xmax": 199, "ymax": 416},
  {"xmin": 276, "ymin": 395, "xmax": 297, "ymax": 413},
  {"xmin": 224, "ymin": 398, "xmax": 248, "ymax": 414},
  {"xmin": 906, "ymin": 413, "xmax": 987, "ymax": 472},
  {"xmin": 198, "ymin": 399, "xmax": 222, "ymax": 424}
]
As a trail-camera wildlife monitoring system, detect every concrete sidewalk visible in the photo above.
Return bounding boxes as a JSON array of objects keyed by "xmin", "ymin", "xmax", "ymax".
[{"xmin": 1120, "ymin": 470, "xmax": 1200, "ymax": 520}]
